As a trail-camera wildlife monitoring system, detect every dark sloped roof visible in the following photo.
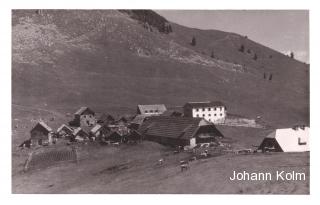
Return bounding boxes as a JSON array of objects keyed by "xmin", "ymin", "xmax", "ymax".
[
  {"xmin": 183, "ymin": 101, "xmax": 225, "ymax": 108},
  {"xmin": 131, "ymin": 114, "xmax": 149, "ymax": 125},
  {"xmin": 97, "ymin": 113, "xmax": 114, "ymax": 123},
  {"xmin": 138, "ymin": 116, "xmax": 201, "ymax": 140},
  {"xmin": 31, "ymin": 121, "xmax": 53, "ymax": 133},
  {"xmin": 196, "ymin": 125, "xmax": 224, "ymax": 137}
]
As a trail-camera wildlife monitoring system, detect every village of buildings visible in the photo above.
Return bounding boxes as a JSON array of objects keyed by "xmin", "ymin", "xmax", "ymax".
[{"xmin": 18, "ymin": 100, "xmax": 309, "ymax": 172}]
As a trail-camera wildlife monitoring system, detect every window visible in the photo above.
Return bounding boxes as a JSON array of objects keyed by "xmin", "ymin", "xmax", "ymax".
[
  {"xmin": 150, "ymin": 110, "xmax": 153, "ymax": 113},
  {"xmin": 203, "ymin": 114, "xmax": 205, "ymax": 117},
  {"xmin": 155, "ymin": 110, "xmax": 158, "ymax": 113},
  {"xmin": 196, "ymin": 108, "xmax": 199, "ymax": 112},
  {"xmin": 220, "ymin": 114, "xmax": 223, "ymax": 116},
  {"xmin": 208, "ymin": 114, "xmax": 211, "ymax": 116},
  {"xmin": 208, "ymin": 108, "xmax": 211, "ymax": 111},
  {"xmin": 202, "ymin": 108, "xmax": 205, "ymax": 111},
  {"xmin": 144, "ymin": 111, "xmax": 148, "ymax": 113},
  {"xmin": 214, "ymin": 114, "xmax": 217, "ymax": 116},
  {"xmin": 196, "ymin": 114, "xmax": 199, "ymax": 117},
  {"xmin": 209, "ymin": 119, "xmax": 211, "ymax": 122},
  {"xmin": 214, "ymin": 107, "xmax": 217, "ymax": 111}
]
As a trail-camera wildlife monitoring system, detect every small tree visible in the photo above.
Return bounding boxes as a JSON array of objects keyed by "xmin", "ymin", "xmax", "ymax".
[
  {"xmin": 191, "ymin": 36, "xmax": 196, "ymax": 46},
  {"xmin": 239, "ymin": 44, "xmax": 245, "ymax": 52},
  {"xmin": 290, "ymin": 52, "xmax": 294, "ymax": 59},
  {"xmin": 253, "ymin": 53, "xmax": 258, "ymax": 60}
]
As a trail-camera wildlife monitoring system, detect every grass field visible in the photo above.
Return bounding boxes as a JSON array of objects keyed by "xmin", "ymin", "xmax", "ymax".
[{"xmin": 12, "ymin": 141, "xmax": 309, "ymax": 194}]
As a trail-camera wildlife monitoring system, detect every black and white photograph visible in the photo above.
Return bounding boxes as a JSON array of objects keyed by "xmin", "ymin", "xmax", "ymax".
[{"xmin": 10, "ymin": 7, "xmax": 311, "ymax": 195}]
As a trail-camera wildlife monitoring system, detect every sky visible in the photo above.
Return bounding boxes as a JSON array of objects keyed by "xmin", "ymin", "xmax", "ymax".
[{"xmin": 156, "ymin": 10, "xmax": 309, "ymax": 63}]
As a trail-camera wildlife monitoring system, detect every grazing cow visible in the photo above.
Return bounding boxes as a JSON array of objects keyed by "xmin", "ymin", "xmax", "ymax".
[
  {"xmin": 200, "ymin": 152, "xmax": 208, "ymax": 158},
  {"xmin": 180, "ymin": 160, "xmax": 189, "ymax": 172},
  {"xmin": 158, "ymin": 158, "xmax": 164, "ymax": 166},
  {"xmin": 189, "ymin": 156, "xmax": 197, "ymax": 162}
]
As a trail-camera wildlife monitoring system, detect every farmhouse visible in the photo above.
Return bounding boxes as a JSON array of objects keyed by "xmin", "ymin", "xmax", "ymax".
[
  {"xmin": 57, "ymin": 124, "xmax": 73, "ymax": 137},
  {"xmin": 258, "ymin": 126, "xmax": 309, "ymax": 152},
  {"xmin": 137, "ymin": 104, "xmax": 167, "ymax": 115},
  {"xmin": 72, "ymin": 127, "xmax": 89, "ymax": 142},
  {"xmin": 73, "ymin": 107, "xmax": 96, "ymax": 127},
  {"xmin": 30, "ymin": 121, "xmax": 54, "ymax": 146},
  {"xmin": 183, "ymin": 101, "xmax": 227, "ymax": 123},
  {"xmin": 90, "ymin": 123, "xmax": 110, "ymax": 139},
  {"xmin": 138, "ymin": 116, "xmax": 223, "ymax": 148}
]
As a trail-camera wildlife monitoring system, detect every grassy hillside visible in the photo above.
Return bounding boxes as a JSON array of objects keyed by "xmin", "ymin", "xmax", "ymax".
[
  {"xmin": 12, "ymin": 142, "xmax": 309, "ymax": 194},
  {"xmin": 12, "ymin": 10, "xmax": 309, "ymax": 128}
]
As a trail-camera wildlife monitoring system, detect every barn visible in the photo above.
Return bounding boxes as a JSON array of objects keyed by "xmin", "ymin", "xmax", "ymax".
[
  {"xmin": 72, "ymin": 127, "xmax": 89, "ymax": 142},
  {"xmin": 30, "ymin": 121, "xmax": 53, "ymax": 146},
  {"xmin": 138, "ymin": 116, "xmax": 223, "ymax": 148},
  {"xmin": 57, "ymin": 124, "xmax": 73, "ymax": 137},
  {"xmin": 90, "ymin": 124, "xmax": 111, "ymax": 139},
  {"xmin": 258, "ymin": 126, "xmax": 309, "ymax": 152}
]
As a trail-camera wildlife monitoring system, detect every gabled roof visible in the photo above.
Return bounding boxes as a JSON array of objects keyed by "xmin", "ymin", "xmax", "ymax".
[
  {"xmin": 183, "ymin": 101, "xmax": 225, "ymax": 108},
  {"xmin": 138, "ymin": 116, "xmax": 201, "ymax": 140},
  {"xmin": 131, "ymin": 114, "xmax": 149, "ymax": 125},
  {"xmin": 90, "ymin": 124, "xmax": 102, "ymax": 134},
  {"xmin": 137, "ymin": 104, "xmax": 167, "ymax": 114},
  {"xmin": 74, "ymin": 107, "xmax": 94, "ymax": 115},
  {"xmin": 73, "ymin": 127, "xmax": 88, "ymax": 136},
  {"xmin": 31, "ymin": 121, "xmax": 53, "ymax": 133},
  {"xmin": 57, "ymin": 124, "xmax": 73, "ymax": 133},
  {"xmin": 97, "ymin": 113, "xmax": 114, "ymax": 123}
]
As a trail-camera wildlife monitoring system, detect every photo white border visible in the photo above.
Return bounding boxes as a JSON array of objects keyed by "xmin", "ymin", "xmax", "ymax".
[{"xmin": 1, "ymin": 0, "xmax": 319, "ymax": 204}]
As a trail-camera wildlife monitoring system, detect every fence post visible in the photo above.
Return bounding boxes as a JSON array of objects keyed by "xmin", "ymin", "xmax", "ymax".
[
  {"xmin": 23, "ymin": 152, "xmax": 33, "ymax": 172},
  {"xmin": 72, "ymin": 146, "xmax": 79, "ymax": 164}
]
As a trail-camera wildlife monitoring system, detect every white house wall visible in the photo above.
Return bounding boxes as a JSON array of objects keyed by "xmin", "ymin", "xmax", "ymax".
[
  {"xmin": 276, "ymin": 128, "xmax": 310, "ymax": 152},
  {"xmin": 192, "ymin": 106, "xmax": 226, "ymax": 123}
]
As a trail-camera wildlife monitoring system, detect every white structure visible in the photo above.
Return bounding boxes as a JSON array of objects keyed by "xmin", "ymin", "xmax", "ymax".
[
  {"xmin": 183, "ymin": 101, "xmax": 227, "ymax": 123},
  {"xmin": 137, "ymin": 104, "xmax": 167, "ymax": 116},
  {"xmin": 258, "ymin": 126, "xmax": 309, "ymax": 152}
]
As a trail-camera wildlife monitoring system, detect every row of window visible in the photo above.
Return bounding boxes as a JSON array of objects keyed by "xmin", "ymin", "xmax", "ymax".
[
  {"xmin": 195, "ymin": 107, "xmax": 224, "ymax": 112},
  {"xmin": 144, "ymin": 110, "xmax": 160, "ymax": 113},
  {"xmin": 196, "ymin": 113, "xmax": 223, "ymax": 117}
]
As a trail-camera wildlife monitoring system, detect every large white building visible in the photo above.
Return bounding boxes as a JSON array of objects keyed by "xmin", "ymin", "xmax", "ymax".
[
  {"xmin": 183, "ymin": 101, "xmax": 227, "ymax": 123},
  {"xmin": 258, "ymin": 126, "xmax": 309, "ymax": 152}
]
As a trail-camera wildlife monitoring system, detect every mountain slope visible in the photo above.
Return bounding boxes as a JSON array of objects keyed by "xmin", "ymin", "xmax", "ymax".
[{"xmin": 12, "ymin": 10, "xmax": 309, "ymax": 128}]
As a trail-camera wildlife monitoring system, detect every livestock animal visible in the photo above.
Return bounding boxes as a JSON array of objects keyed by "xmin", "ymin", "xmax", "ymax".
[
  {"xmin": 158, "ymin": 158, "xmax": 164, "ymax": 166},
  {"xmin": 180, "ymin": 160, "xmax": 189, "ymax": 172}
]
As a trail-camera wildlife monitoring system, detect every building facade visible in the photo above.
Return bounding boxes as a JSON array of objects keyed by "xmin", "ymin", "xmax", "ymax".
[
  {"xmin": 74, "ymin": 107, "xmax": 96, "ymax": 127},
  {"xmin": 138, "ymin": 116, "xmax": 223, "ymax": 148},
  {"xmin": 183, "ymin": 101, "xmax": 227, "ymax": 123},
  {"xmin": 137, "ymin": 104, "xmax": 167, "ymax": 116},
  {"xmin": 30, "ymin": 121, "xmax": 53, "ymax": 146}
]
